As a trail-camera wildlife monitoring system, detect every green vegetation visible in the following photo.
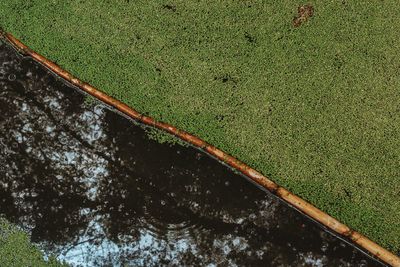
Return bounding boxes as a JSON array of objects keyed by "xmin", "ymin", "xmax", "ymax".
[
  {"xmin": 145, "ymin": 126, "xmax": 189, "ymax": 146},
  {"xmin": 0, "ymin": 0, "xmax": 399, "ymax": 255},
  {"xmin": 0, "ymin": 218, "xmax": 64, "ymax": 267}
]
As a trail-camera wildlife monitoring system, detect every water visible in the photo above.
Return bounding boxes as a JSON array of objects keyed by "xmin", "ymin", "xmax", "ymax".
[{"xmin": 0, "ymin": 40, "xmax": 385, "ymax": 266}]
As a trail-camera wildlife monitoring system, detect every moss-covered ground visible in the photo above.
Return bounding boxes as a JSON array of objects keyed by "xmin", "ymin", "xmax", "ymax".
[{"xmin": 0, "ymin": 0, "xmax": 399, "ymax": 259}]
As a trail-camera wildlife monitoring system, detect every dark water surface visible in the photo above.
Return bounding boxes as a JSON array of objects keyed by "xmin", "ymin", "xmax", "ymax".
[{"xmin": 0, "ymin": 41, "xmax": 385, "ymax": 266}]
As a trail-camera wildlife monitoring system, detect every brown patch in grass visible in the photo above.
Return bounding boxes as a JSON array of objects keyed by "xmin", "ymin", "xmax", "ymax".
[{"xmin": 293, "ymin": 4, "xmax": 314, "ymax": 27}]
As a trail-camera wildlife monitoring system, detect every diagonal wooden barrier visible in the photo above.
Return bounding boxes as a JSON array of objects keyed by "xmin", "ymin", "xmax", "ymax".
[{"xmin": 1, "ymin": 29, "xmax": 398, "ymax": 267}]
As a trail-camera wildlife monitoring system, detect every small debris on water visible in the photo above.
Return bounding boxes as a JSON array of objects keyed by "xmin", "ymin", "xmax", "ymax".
[
  {"xmin": 293, "ymin": 4, "xmax": 314, "ymax": 27},
  {"xmin": 162, "ymin": 4, "xmax": 176, "ymax": 12}
]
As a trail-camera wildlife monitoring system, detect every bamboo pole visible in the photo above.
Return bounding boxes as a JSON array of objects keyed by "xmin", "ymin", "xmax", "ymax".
[{"xmin": 1, "ymin": 30, "xmax": 399, "ymax": 267}]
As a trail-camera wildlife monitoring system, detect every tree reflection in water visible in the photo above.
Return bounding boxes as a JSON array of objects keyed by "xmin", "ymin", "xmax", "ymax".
[{"xmin": 0, "ymin": 41, "xmax": 382, "ymax": 266}]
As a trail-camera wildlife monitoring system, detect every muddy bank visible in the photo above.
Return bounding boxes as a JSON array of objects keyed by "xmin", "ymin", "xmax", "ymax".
[{"xmin": 0, "ymin": 40, "xmax": 385, "ymax": 266}]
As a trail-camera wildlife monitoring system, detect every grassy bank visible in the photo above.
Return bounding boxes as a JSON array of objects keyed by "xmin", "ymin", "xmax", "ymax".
[{"xmin": 1, "ymin": 0, "xmax": 399, "ymax": 254}]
